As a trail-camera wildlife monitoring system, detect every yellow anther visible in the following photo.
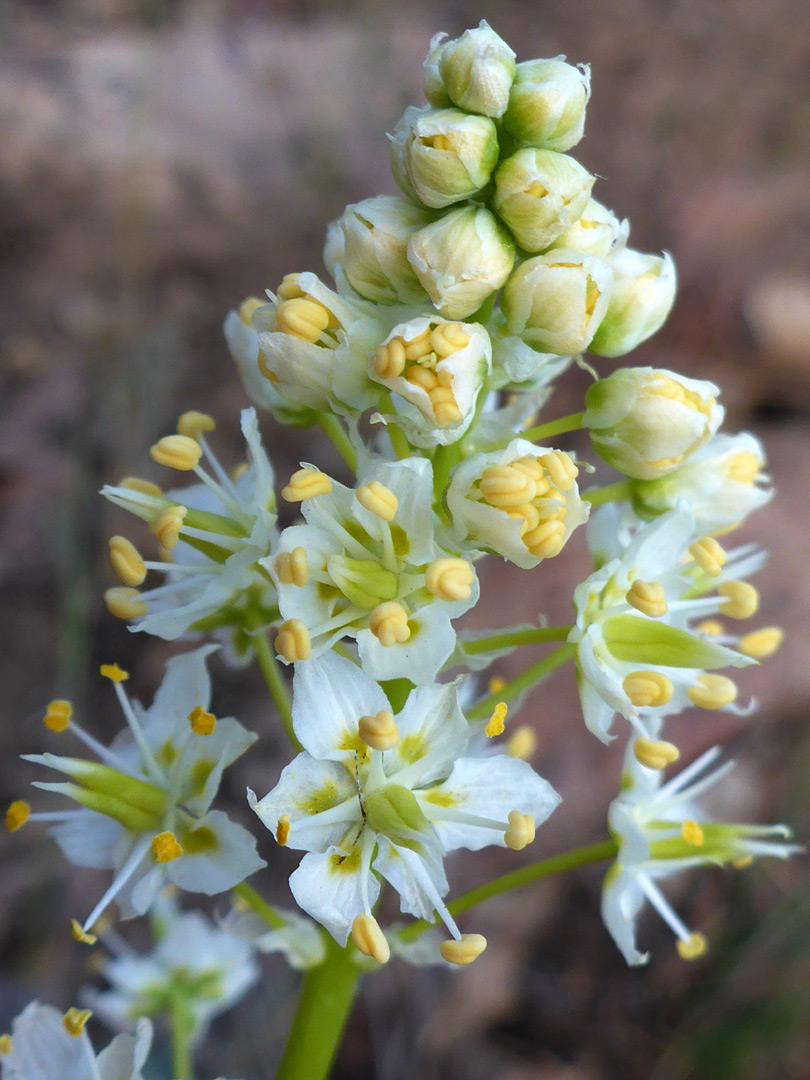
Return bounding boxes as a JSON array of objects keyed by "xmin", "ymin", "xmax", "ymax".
[
  {"xmin": 356, "ymin": 481, "xmax": 398, "ymax": 522},
  {"xmin": 275, "ymin": 814, "xmax": 291, "ymax": 846},
  {"xmin": 522, "ymin": 519, "xmax": 566, "ymax": 558},
  {"xmin": 733, "ymin": 855, "xmax": 754, "ymax": 869},
  {"xmin": 189, "ymin": 705, "xmax": 216, "ymax": 736},
  {"xmin": 276, "ymin": 547, "xmax": 309, "ymax": 587},
  {"xmin": 369, "ymin": 602, "xmax": 411, "ymax": 647},
  {"xmin": 99, "ymin": 662, "xmax": 129, "ymax": 684},
  {"xmin": 152, "ymin": 505, "xmax": 187, "ymax": 550},
  {"xmin": 71, "ymin": 919, "xmax": 97, "ymax": 945},
  {"xmin": 358, "ymin": 710, "xmax": 400, "ymax": 751},
  {"xmin": 104, "ymin": 586, "xmax": 148, "ymax": 621},
  {"xmin": 275, "ymin": 619, "xmax": 313, "ymax": 662},
  {"xmin": 485, "ymin": 702, "xmax": 508, "ymax": 738},
  {"xmin": 626, "ymin": 579, "xmax": 668, "ymax": 618},
  {"xmin": 119, "ymin": 476, "xmax": 163, "ymax": 498},
  {"xmin": 622, "ymin": 671, "xmax": 674, "ymax": 708},
  {"xmin": 5, "ymin": 800, "xmax": 30, "ymax": 833},
  {"xmin": 425, "ymin": 558, "xmax": 474, "ymax": 602},
  {"xmin": 504, "ymin": 810, "xmax": 535, "ymax": 851},
  {"xmin": 44, "ymin": 699, "xmax": 73, "ymax": 733},
  {"xmin": 108, "ymin": 535, "xmax": 147, "ymax": 587},
  {"xmin": 239, "ymin": 295, "xmax": 266, "ymax": 324},
  {"xmin": 688, "ymin": 674, "xmax": 738, "ymax": 709},
  {"xmin": 718, "ymin": 580, "xmax": 759, "ymax": 620},
  {"xmin": 406, "ymin": 365, "xmax": 439, "ymax": 391},
  {"xmin": 633, "ymin": 737, "xmax": 680, "ymax": 770},
  {"xmin": 0, "ymin": 1035, "xmax": 11, "ymax": 1055},
  {"xmin": 152, "ymin": 831, "xmax": 183, "ymax": 863},
  {"xmin": 507, "ymin": 503, "xmax": 541, "ymax": 536},
  {"xmin": 402, "ymin": 327, "xmax": 433, "ymax": 361},
  {"xmin": 538, "ymin": 451, "xmax": 578, "ymax": 492},
  {"xmin": 352, "ymin": 913, "xmax": 390, "ymax": 965},
  {"xmin": 431, "ymin": 395, "xmax": 463, "ymax": 427},
  {"xmin": 149, "ymin": 434, "xmax": 203, "ymax": 471},
  {"xmin": 681, "ymin": 819, "xmax": 705, "ymax": 846},
  {"xmin": 276, "ymin": 274, "xmax": 305, "ymax": 300},
  {"xmin": 738, "ymin": 627, "xmax": 784, "ymax": 659},
  {"xmin": 430, "ymin": 321, "xmax": 470, "ymax": 358},
  {"xmin": 488, "ymin": 675, "xmax": 507, "ymax": 694},
  {"xmin": 276, "ymin": 296, "xmax": 334, "ymax": 342},
  {"xmin": 688, "ymin": 536, "xmax": 727, "ymax": 577},
  {"xmin": 512, "ymin": 455, "xmax": 547, "ymax": 484},
  {"xmin": 480, "ymin": 464, "xmax": 536, "ymax": 508},
  {"xmin": 725, "ymin": 450, "xmax": 760, "ymax": 484},
  {"xmin": 372, "ymin": 338, "xmax": 407, "ymax": 379},
  {"xmin": 177, "ymin": 410, "xmax": 216, "ymax": 440},
  {"xmin": 63, "ymin": 1008, "xmax": 93, "ymax": 1037},
  {"xmin": 439, "ymin": 933, "xmax": 488, "ymax": 966},
  {"xmin": 676, "ymin": 932, "xmax": 708, "ymax": 961},
  {"xmin": 282, "ymin": 467, "xmax": 333, "ymax": 502},
  {"xmin": 506, "ymin": 725, "xmax": 537, "ymax": 760},
  {"xmin": 697, "ymin": 619, "xmax": 724, "ymax": 636},
  {"xmin": 231, "ymin": 462, "xmax": 249, "ymax": 483}
]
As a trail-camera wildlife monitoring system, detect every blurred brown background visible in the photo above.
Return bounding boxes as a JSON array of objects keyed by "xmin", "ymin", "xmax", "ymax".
[{"xmin": 1, "ymin": 1, "xmax": 810, "ymax": 1078}]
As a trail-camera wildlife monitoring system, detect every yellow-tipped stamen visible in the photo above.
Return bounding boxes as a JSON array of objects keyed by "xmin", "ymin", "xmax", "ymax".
[
  {"xmin": 119, "ymin": 476, "xmax": 162, "ymax": 498},
  {"xmin": 430, "ymin": 322, "xmax": 470, "ymax": 357},
  {"xmin": 725, "ymin": 450, "xmax": 760, "ymax": 484},
  {"xmin": 633, "ymin": 737, "xmax": 680, "ymax": 770},
  {"xmin": 275, "ymin": 814, "xmax": 291, "ymax": 846},
  {"xmin": 538, "ymin": 451, "xmax": 578, "ymax": 491},
  {"xmin": 406, "ymin": 365, "xmax": 438, "ymax": 391},
  {"xmin": 425, "ymin": 558, "xmax": 474, "ymax": 602},
  {"xmin": 282, "ymin": 468, "xmax": 332, "ymax": 502},
  {"xmin": 352, "ymin": 913, "xmax": 391, "ymax": 964},
  {"xmin": 149, "ymin": 434, "xmax": 203, "ymax": 471},
  {"xmin": 275, "ymin": 619, "xmax": 312, "ymax": 662},
  {"xmin": 151, "ymin": 505, "xmax": 187, "ymax": 550},
  {"xmin": 697, "ymin": 619, "xmax": 724, "ymax": 636},
  {"xmin": 231, "ymin": 462, "xmax": 249, "ymax": 483},
  {"xmin": 276, "ymin": 296, "xmax": 336, "ymax": 342},
  {"xmin": 623, "ymin": 671, "xmax": 674, "ymax": 708},
  {"xmin": 276, "ymin": 547, "xmax": 309, "ymax": 587},
  {"xmin": 688, "ymin": 674, "xmax": 738, "ymax": 709},
  {"xmin": 5, "ymin": 800, "xmax": 30, "ymax": 833},
  {"xmin": 431, "ymin": 393, "xmax": 463, "ymax": 426},
  {"xmin": 356, "ymin": 481, "xmax": 399, "ymax": 522},
  {"xmin": 485, "ymin": 702, "xmax": 508, "ymax": 738},
  {"xmin": 99, "ymin": 663, "xmax": 129, "ymax": 684},
  {"xmin": 152, "ymin": 831, "xmax": 183, "ymax": 863},
  {"xmin": 480, "ymin": 464, "xmax": 536, "ymax": 508},
  {"xmin": 523, "ymin": 518, "xmax": 566, "ymax": 558},
  {"xmin": 717, "ymin": 580, "xmax": 759, "ymax": 620},
  {"xmin": 239, "ymin": 295, "xmax": 266, "ymax": 324},
  {"xmin": 108, "ymin": 535, "xmax": 147, "ymax": 587},
  {"xmin": 488, "ymin": 675, "xmax": 507, "ymax": 694},
  {"xmin": 358, "ymin": 710, "xmax": 399, "ymax": 751},
  {"xmin": 0, "ymin": 1035, "xmax": 11, "ymax": 1055},
  {"xmin": 439, "ymin": 933, "xmax": 487, "ymax": 965},
  {"xmin": 504, "ymin": 810, "xmax": 535, "ymax": 851},
  {"xmin": 189, "ymin": 705, "xmax": 216, "ymax": 736},
  {"xmin": 43, "ymin": 698, "xmax": 73, "ymax": 733},
  {"xmin": 676, "ymin": 932, "xmax": 708, "ymax": 961},
  {"xmin": 368, "ymin": 602, "xmax": 411, "ymax": 647},
  {"xmin": 738, "ymin": 627, "xmax": 784, "ymax": 659},
  {"xmin": 402, "ymin": 326, "xmax": 432, "ymax": 361},
  {"xmin": 276, "ymin": 274, "xmax": 304, "ymax": 300},
  {"xmin": 177, "ymin": 410, "xmax": 216, "ymax": 440},
  {"xmin": 104, "ymin": 586, "xmax": 148, "ymax": 621},
  {"xmin": 71, "ymin": 919, "xmax": 97, "ymax": 945},
  {"xmin": 372, "ymin": 338, "xmax": 407, "ymax": 379},
  {"xmin": 688, "ymin": 536, "xmax": 727, "ymax": 577},
  {"xmin": 681, "ymin": 819, "xmax": 705, "ymax": 846},
  {"xmin": 626, "ymin": 579, "xmax": 668, "ymax": 618},
  {"xmin": 63, "ymin": 1008, "xmax": 93, "ymax": 1037},
  {"xmin": 506, "ymin": 725, "xmax": 537, "ymax": 760}
]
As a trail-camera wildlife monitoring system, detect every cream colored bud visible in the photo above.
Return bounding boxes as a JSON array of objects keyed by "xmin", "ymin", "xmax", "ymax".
[
  {"xmin": 493, "ymin": 148, "xmax": 594, "ymax": 252},
  {"xmin": 275, "ymin": 620, "xmax": 312, "ymax": 663},
  {"xmin": 104, "ymin": 586, "xmax": 148, "ymax": 620},
  {"xmin": 590, "ymin": 249, "xmax": 677, "ymax": 358},
  {"xmin": 425, "ymin": 558, "xmax": 475, "ymax": 602},
  {"xmin": 440, "ymin": 933, "xmax": 487, "ymax": 965},
  {"xmin": 358, "ymin": 710, "xmax": 400, "ymax": 751},
  {"xmin": 504, "ymin": 810, "xmax": 535, "ymax": 851},
  {"xmin": 149, "ymin": 434, "xmax": 202, "ymax": 471},
  {"xmin": 633, "ymin": 737, "xmax": 680, "ymax": 770},
  {"xmin": 108, "ymin": 535, "xmax": 147, "ymax": 587},
  {"xmin": 339, "ymin": 196, "xmax": 432, "ymax": 304},
  {"xmin": 688, "ymin": 674, "xmax": 738, "ymax": 709},
  {"xmin": 718, "ymin": 580, "xmax": 759, "ymax": 620},
  {"xmin": 423, "ymin": 32, "xmax": 452, "ymax": 106},
  {"xmin": 352, "ymin": 913, "xmax": 391, "ymax": 964},
  {"xmin": 282, "ymin": 468, "xmax": 333, "ymax": 502},
  {"xmin": 177, "ymin": 410, "xmax": 216, "ymax": 440},
  {"xmin": 369, "ymin": 602, "xmax": 411, "ymax": 647},
  {"xmin": 438, "ymin": 20, "xmax": 516, "ymax": 118},
  {"xmin": 550, "ymin": 198, "xmax": 628, "ymax": 257},
  {"xmin": 356, "ymin": 481, "xmax": 399, "ymax": 522},
  {"xmin": 503, "ymin": 56, "xmax": 591, "ymax": 150}
]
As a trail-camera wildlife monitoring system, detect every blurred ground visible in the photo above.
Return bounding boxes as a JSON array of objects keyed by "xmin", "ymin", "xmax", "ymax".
[{"xmin": 1, "ymin": 1, "xmax": 810, "ymax": 1078}]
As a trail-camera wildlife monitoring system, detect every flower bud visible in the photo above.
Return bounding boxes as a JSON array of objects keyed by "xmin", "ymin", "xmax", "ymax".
[
  {"xmin": 390, "ymin": 106, "xmax": 499, "ymax": 210},
  {"xmin": 501, "ymin": 249, "xmax": 613, "ymax": 355},
  {"xmin": 548, "ymin": 198, "xmax": 628, "ymax": 258},
  {"xmin": 407, "ymin": 206, "xmax": 515, "ymax": 319},
  {"xmin": 583, "ymin": 367, "xmax": 724, "ymax": 480},
  {"xmin": 493, "ymin": 148, "xmax": 594, "ymax": 252},
  {"xmin": 589, "ymin": 249, "xmax": 677, "ymax": 357},
  {"xmin": 503, "ymin": 56, "xmax": 591, "ymax": 150},
  {"xmin": 338, "ymin": 196, "xmax": 433, "ymax": 304},
  {"xmin": 438, "ymin": 21, "xmax": 516, "ymax": 118},
  {"xmin": 423, "ymin": 32, "xmax": 452, "ymax": 106}
]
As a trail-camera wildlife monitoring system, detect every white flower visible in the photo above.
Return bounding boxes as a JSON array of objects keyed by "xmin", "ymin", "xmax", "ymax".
[
  {"xmin": 268, "ymin": 457, "xmax": 478, "ymax": 683},
  {"xmin": 437, "ymin": 21, "xmax": 516, "ymax": 119},
  {"xmin": 223, "ymin": 906, "xmax": 327, "ymax": 971},
  {"xmin": 502, "ymin": 56, "xmax": 591, "ymax": 151},
  {"xmin": 224, "ymin": 301, "xmax": 310, "ymax": 425},
  {"xmin": 0, "ymin": 1002, "xmax": 152, "ymax": 1080},
  {"xmin": 336, "ymin": 196, "xmax": 432, "ymax": 305},
  {"xmin": 493, "ymin": 149, "xmax": 594, "ymax": 252},
  {"xmin": 602, "ymin": 741, "xmax": 800, "ymax": 965},
  {"xmin": 21, "ymin": 648, "xmax": 264, "ymax": 937},
  {"xmin": 102, "ymin": 408, "xmax": 278, "ymax": 651},
  {"xmin": 446, "ymin": 439, "xmax": 588, "ymax": 568},
  {"xmin": 248, "ymin": 652, "xmax": 560, "ymax": 950},
  {"xmin": 590, "ymin": 248, "xmax": 677, "ymax": 358}
]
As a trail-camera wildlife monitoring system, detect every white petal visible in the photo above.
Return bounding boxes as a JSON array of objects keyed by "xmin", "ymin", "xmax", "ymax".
[
  {"xmin": 600, "ymin": 864, "xmax": 649, "ymax": 966},
  {"xmin": 174, "ymin": 717, "xmax": 257, "ymax": 816},
  {"xmin": 373, "ymin": 839, "xmax": 449, "ymax": 921},
  {"xmin": 97, "ymin": 1018, "xmax": 153, "ymax": 1080},
  {"xmin": 355, "ymin": 457, "xmax": 436, "ymax": 566},
  {"xmin": 292, "ymin": 652, "xmax": 390, "ymax": 760},
  {"xmin": 385, "ymin": 681, "xmax": 470, "ymax": 785},
  {"xmin": 145, "ymin": 645, "xmax": 218, "ymax": 738},
  {"xmin": 49, "ymin": 810, "xmax": 123, "ymax": 869},
  {"xmin": 168, "ymin": 810, "xmax": 266, "ymax": 895},
  {"xmin": 357, "ymin": 604, "xmax": 456, "ymax": 684},
  {"xmin": 2, "ymin": 1002, "xmax": 91, "ymax": 1080},
  {"xmin": 289, "ymin": 847, "xmax": 380, "ymax": 945}
]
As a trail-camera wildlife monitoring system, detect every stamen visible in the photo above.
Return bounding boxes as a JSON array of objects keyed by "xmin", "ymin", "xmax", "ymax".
[
  {"xmin": 681, "ymin": 819, "xmax": 705, "ymax": 846},
  {"xmin": 81, "ymin": 836, "xmax": 151, "ymax": 933},
  {"xmin": 151, "ymin": 506, "xmax": 187, "ymax": 550},
  {"xmin": 697, "ymin": 619, "xmax": 724, "ymax": 636},
  {"xmin": 485, "ymin": 702, "xmax": 508, "ymax": 738},
  {"xmin": 44, "ymin": 699, "xmax": 73, "ymax": 733},
  {"xmin": 688, "ymin": 536, "xmax": 727, "ymax": 577},
  {"xmin": 276, "ymin": 274, "xmax": 304, "ymax": 300},
  {"xmin": 0, "ymin": 1036, "xmax": 11, "ymax": 1055},
  {"xmin": 102, "ymin": 667, "xmax": 167, "ymax": 784},
  {"xmin": 231, "ymin": 463, "xmax": 249, "ymax": 482},
  {"xmin": 177, "ymin": 411, "xmax": 216, "ymax": 440},
  {"xmin": 506, "ymin": 725, "xmax": 537, "ymax": 760},
  {"xmin": 358, "ymin": 710, "xmax": 399, "ymax": 751},
  {"xmin": 688, "ymin": 674, "xmax": 738, "ymax": 709},
  {"xmin": 488, "ymin": 675, "xmax": 506, "ymax": 694},
  {"xmin": 71, "ymin": 919, "xmax": 97, "ymax": 945},
  {"xmin": 431, "ymin": 392, "xmax": 463, "ymax": 426},
  {"xmin": 733, "ymin": 855, "xmax": 754, "ymax": 869},
  {"xmin": 119, "ymin": 476, "xmax": 162, "ymax": 498},
  {"xmin": 725, "ymin": 450, "xmax": 760, "ymax": 484},
  {"xmin": 108, "ymin": 535, "xmax": 147, "ymax": 587},
  {"xmin": 276, "ymin": 814, "xmax": 291, "ymax": 845},
  {"xmin": 439, "ymin": 933, "xmax": 487, "ymax": 965},
  {"xmin": 369, "ymin": 602, "xmax": 411, "ymax": 647},
  {"xmin": 539, "ymin": 451, "xmax": 578, "ymax": 491},
  {"xmin": 718, "ymin": 580, "xmax": 759, "ymax": 619},
  {"xmin": 149, "ymin": 434, "xmax": 202, "ymax": 471},
  {"xmin": 5, "ymin": 800, "xmax": 30, "ymax": 832},
  {"xmin": 276, "ymin": 296, "xmax": 335, "ymax": 342},
  {"xmin": 403, "ymin": 326, "xmax": 432, "ymax": 361},
  {"xmin": 676, "ymin": 932, "xmax": 708, "ymax": 961},
  {"xmin": 63, "ymin": 1008, "xmax": 92, "ymax": 1037},
  {"xmin": 282, "ymin": 468, "xmax": 333, "ymax": 502},
  {"xmin": 104, "ymin": 587, "xmax": 148, "ymax": 620},
  {"xmin": 275, "ymin": 619, "xmax": 313, "ymax": 662},
  {"xmin": 239, "ymin": 295, "xmax": 266, "ymax": 323},
  {"xmin": 504, "ymin": 811, "xmax": 535, "ymax": 851},
  {"xmin": 356, "ymin": 481, "xmax": 398, "ymax": 522},
  {"xmin": 738, "ymin": 627, "xmax": 784, "ymax": 659},
  {"xmin": 622, "ymin": 671, "xmax": 674, "ymax": 708},
  {"xmin": 425, "ymin": 558, "xmax": 474, "ymax": 602},
  {"xmin": 522, "ymin": 519, "xmax": 566, "ymax": 558},
  {"xmin": 351, "ymin": 913, "xmax": 390, "ymax": 964},
  {"xmin": 626, "ymin": 579, "xmax": 668, "ymax": 618},
  {"xmin": 189, "ymin": 706, "xmax": 216, "ymax": 736},
  {"xmin": 372, "ymin": 338, "xmax": 407, "ymax": 379},
  {"xmin": 99, "ymin": 663, "xmax": 129, "ymax": 684},
  {"xmin": 431, "ymin": 321, "xmax": 470, "ymax": 357},
  {"xmin": 633, "ymin": 738, "xmax": 680, "ymax": 770},
  {"xmin": 480, "ymin": 464, "xmax": 536, "ymax": 508},
  {"xmin": 152, "ymin": 831, "xmax": 183, "ymax": 863}
]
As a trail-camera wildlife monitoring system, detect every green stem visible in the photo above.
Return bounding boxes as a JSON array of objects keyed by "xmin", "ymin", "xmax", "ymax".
[
  {"xmin": 399, "ymin": 839, "xmax": 617, "ymax": 943},
  {"xmin": 467, "ymin": 642, "xmax": 576, "ymax": 720},
  {"xmin": 318, "ymin": 414, "xmax": 357, "ymax": 473},
  {"xmin": 463, "ymin": 624, "xmax": 573, "ymax": 655},
  {"xmin": 432, "ymin": 443, "xmax": 462, "ymax": 504},
  {"xmin": 582, "ymin": 478, "xmax": 633, "ymax": 506},
  {"xmin": 169, "ymin": 988, "xmax": 194, "ymax": 1080},
  {"xmin": 252, "ymin": 628, "xmax": 300, "ymax": 750},
  {"xmin": 386, "ymin": 420, "xmax": 412, "ymax": 461},
  {"xmin": 519, "ymin": 410, "xmax": 585, "ymax": 445},
  {"xmin": 234, "ymin": 881, "xmax": 286, "ymax": 930},
  {"xmin": 275, "ymin": 936, "xmax": 360, "ymax": 1080}
]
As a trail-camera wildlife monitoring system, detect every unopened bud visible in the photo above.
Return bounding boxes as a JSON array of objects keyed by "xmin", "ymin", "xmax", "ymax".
[
  {"xmin": 493, "ymin": 148, "xmax": 594, "ymax": 252},
  {"xmin": 438, "ymin": 20, "xmax": 516, "ymax": 118},
  {"xmin": 590, "ymin": 249, "xmax": 677, "ymax": 357},
  {"xmin": 503, "ymin": 56, "xmax": 590, "ymax": 150},
  {"xmin": 550, "ymin": 197, "xmax": 628, "ymax": 258},
  {"xmin": 339, "ymin": 196, "xmax": 432, "ymax": 304}
]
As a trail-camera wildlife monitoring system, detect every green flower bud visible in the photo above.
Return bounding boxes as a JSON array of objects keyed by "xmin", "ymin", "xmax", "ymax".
[
  {"xmin": 503, "ymin": 57, "xmax": 591, "ymax": 150},
  {"xmin": 423, "ymin": 32, "xmax": 452, "ymax": 106},
  {"xmin": 493, "ymin": 148, "xmax": 594, "ymax": 251},
  {"xmin": 549, "ymin": 198, "xmax": 628, "ymax": 258},
  {"xmin": 438, "ymin": 20, "xmax": 516, "ymax": 118},
  {"xmin": 501, "ymin": 249, "xmax": 613, "ymax": 354},
  {"xmin": 327, "ymin": 554, "xmax": 398, "ymax": 609},
  {"xmin": 407, "ymin": 206, "xmax": 515, "ymax": 319},
  {"xmin": 365, "ymin": 784, "xmax": 430, "ymax": 846},
  {"xmin": 589, "ymin": 249, "xmax": 677, "ymax": 357},
  {"xmin": 390, "ymin": 106, "xmax": 499, "ymax": 210},
  {"xmin": 583, "ymin": 367, "xmax": 724, "ymax": 480},
  {"xmin": 338, "ymin": 196, "xmax": 433, "ymax": 305}
]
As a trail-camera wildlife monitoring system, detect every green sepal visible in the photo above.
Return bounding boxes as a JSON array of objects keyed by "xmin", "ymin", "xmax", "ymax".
[{"xmin": 602, "ymin": 614, "xmax": 752, "ymax": 669}]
